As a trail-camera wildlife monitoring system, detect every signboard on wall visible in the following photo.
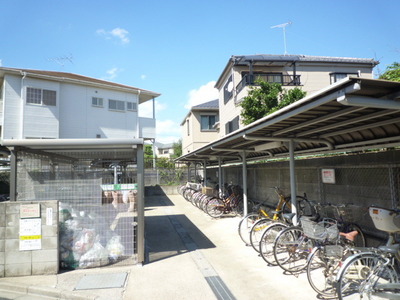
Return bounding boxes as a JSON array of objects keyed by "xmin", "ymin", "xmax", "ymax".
[
  {"xmin": 101, "ymin": 183, "xmax": 138, "ymax": 191},
  {"xmin": 322, "ymin": 169, "xmax": 336, "ymax": 184},
  {"xmin": 19, "ymin": 218, "xmax": 42, "ymax": 251}
]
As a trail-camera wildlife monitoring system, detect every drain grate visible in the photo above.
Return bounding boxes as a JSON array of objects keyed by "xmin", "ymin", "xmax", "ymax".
[{"xmin": 75, "ymin": 272, "xmax": 128, "ymax": 290}]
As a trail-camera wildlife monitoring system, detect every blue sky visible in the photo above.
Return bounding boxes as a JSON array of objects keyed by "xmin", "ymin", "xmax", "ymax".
[{"xmin": 1, "ymin": 0, "xmax": 399, "ymax": 144}]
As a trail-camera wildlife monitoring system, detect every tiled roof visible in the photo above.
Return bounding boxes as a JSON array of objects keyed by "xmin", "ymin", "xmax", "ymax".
[
  {"xmin": 192, "ymin": 99, "xmax": 219, "ymax": 110},
  {"xmin": 232, "ymin": 54, "xmax": 378, "ymax": 65}
]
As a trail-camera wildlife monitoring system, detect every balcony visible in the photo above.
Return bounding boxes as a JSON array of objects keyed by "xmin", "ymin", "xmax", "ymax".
[
  {"xmin": 236, "ymin": 73, "xmax": 301, "ymax": 94},
  {"xmin": 139, "ymin": 117, "xmax": 156, "ymax": 139}
]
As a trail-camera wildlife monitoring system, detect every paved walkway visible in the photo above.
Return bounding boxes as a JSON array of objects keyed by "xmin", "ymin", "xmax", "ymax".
[{"xmin": 0, "ymin": 194, "xmax": 317, "ymax": 299}]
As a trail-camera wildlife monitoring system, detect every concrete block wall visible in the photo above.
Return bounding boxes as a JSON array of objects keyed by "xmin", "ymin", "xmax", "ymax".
[{"xmin": 0, "ymin": 200, "xmax": 59, "ymax": 277}]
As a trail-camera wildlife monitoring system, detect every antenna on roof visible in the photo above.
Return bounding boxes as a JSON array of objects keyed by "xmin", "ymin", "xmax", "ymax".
[
  {"xmin": 47, "ymin": 54, "xmax": 74, "ymax": 67},
  {"xmin": 271, "ymin": 21, "xmax": 292, "ymax": 55}
]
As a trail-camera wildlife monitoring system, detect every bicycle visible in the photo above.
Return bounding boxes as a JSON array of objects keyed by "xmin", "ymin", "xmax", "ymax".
[
  {"xmin": 238, "ymin": 202, "xmax": 274, "ymax": 246},
  {"xmin": 323, "ymin": 203, "xmax": 366, "ymax": 248},
  {"xmin": 336, "ymin": 206, "xmax": 400, "ymax": 299},
  {"xmin": 205, "ymin": 185, "xmax": 243, "ymax": 218},
  {"xmin": 247, "ymin": 187, "xmax": 312, "ymax": 252},
  {"xmin": 306, "ymin": 203, "xmax": 363, "ymax": 298}
]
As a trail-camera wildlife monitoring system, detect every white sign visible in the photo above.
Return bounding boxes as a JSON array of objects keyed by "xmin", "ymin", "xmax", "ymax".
[
  {"xmin": 46, "ymin": 207, "xmax": 53, "ymax": 226},
  {"xmin": 19, "ymin": 218, "xmax": 42, "ymax": 251},
  {"xmin": 322, "ymin": 169, "xmax": 336, "ymax": 184}
]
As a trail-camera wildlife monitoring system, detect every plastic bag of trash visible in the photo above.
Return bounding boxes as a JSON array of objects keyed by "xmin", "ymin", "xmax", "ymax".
[
  {"xmin": 73, "ymin": 229, "xmax": 97, "ymax": 254},
  {"xmin": 79, "ymin": 242, "xmax": 109, "ymax": 268},
  {"xmin": 106, "ymin": 235, "xmax": 125, "ymax": 262}
]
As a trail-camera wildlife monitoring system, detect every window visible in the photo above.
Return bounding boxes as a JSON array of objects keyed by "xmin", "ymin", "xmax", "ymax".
[
  {"xmin": 42, "ymin": 90, "xmax": 56, "ymax": 106},
  {"xmin": 127, "ymin": 102, "xmax": 137, "ymax": 111},
  {"xmin": 27, "ymin": 87, "xmax": 56, "ymax": 106},
  {"xmin": 187, "ymin": 119, "xmax": 190, "ymax": 136},
  {"xmin": 225, "ymin": 116, "xmax": 239, "ymax": 134},
  {"xmin": 108, "ymin": 99, "xmax": 125, "ymax": 111},
  {"xmin": 330, "ymin": 72, "xmax": 358, "ymax": 84},
  {"xmin": 201, "ymin": 115, "xmax": 218, "ymax": 131},
  {"xmin": 92, "ymin": 97, "xmax": 103, "ymax": 107}
]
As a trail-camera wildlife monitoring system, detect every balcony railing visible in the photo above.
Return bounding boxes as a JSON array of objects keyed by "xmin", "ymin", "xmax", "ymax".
[{"xmin": 236, "ymin": 74, "xmax": 301, "ymax": 94}]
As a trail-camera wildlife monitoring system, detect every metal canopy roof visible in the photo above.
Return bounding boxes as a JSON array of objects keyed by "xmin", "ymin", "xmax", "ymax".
[
  {"xmin": 177, "ymin": 77, "xmax": 400, "ymax": 165},
  {"xmin": 1, "ymin": 138, "xmax": 143, "ymax": 161}
]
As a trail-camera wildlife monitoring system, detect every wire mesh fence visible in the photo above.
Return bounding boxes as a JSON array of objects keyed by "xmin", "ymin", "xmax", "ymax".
[
  {"xmin": 16, "ymin": 149, "xmax": 139, "ymax": 269},
  {"xmin": 144, "ymin": 157, "xmax": 188, "ymax": 186}
]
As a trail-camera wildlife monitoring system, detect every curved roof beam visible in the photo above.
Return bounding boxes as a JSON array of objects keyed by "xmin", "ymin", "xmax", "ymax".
[{"xmin": 242, "ymin": 134, "xmax": 334, "ymax": 150}]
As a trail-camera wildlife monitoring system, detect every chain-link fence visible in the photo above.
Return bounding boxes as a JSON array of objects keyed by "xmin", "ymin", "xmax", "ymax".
[
  {"xmin": 144, "ymin": 157, "xmax": 188, "ymax": 186},
  {"xmin": 16, "ymin": 149, "xmax": 139, "ymax": 269}
]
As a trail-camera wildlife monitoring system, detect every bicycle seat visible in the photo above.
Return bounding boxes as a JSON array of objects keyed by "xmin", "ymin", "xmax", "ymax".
[
  {"xmin": 282, "ymin": 213, "xmax": 295, "ymax": 222},
  {"xmin": 339, "ymin": 230, "xmax": 358, "ymax": 241}
]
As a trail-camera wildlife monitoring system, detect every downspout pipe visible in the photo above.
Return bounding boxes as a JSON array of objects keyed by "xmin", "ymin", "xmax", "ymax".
[{"xmin": 20, "ymin": 71, "xmax": 27, "ymax": 138}]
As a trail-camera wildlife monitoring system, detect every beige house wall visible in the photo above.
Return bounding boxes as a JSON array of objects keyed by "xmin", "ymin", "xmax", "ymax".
[
  {"xmin": 182, "ymin": 110, "xmax": 219, "ymax": 154},
  {"xmin": 218, "ymin": 63, "xmax": 375, "ymax": 136}
]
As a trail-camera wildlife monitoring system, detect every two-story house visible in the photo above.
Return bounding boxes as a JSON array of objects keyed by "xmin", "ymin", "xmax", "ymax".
[
  {"xmin": 215, "ymin": 54, "xmax": 378, "ymax": 136},
  {"xmin": 0, "ymin": 67, "xmax": 160, "ymax": 140},
  {"xmin": 181, "ymin": 99, "xmax": 219, "ymax": 154},
  {"xmin": 154, "ymin": 142, "xmax": 175, "ymax": 158}
]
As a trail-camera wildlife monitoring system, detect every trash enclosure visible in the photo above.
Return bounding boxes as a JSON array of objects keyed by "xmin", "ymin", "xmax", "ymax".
[{"xmin": 3, "ymin": 138, "xmax": 145, "ymax": 270}]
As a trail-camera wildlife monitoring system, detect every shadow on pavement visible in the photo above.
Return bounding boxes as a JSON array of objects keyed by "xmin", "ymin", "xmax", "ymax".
[{"xmin": 144, "ymin": 195, "xmax": 216, "ymax": 264}]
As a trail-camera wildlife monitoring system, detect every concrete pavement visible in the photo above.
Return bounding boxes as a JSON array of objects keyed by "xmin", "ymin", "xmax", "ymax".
[{"xmin": 0, "ymin": 194, "xmax": 317, "ymax": 299}]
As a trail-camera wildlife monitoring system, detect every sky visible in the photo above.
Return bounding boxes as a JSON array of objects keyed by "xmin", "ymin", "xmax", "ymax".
[{"xmin": 1, "ymin": 0, "xmax": 399, "ymax": 144}]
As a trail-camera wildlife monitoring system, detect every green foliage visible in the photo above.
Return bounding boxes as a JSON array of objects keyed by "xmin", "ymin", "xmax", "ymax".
[
  {"xmin": 171, "ymin": 139, "xmax": 182, "ymax": 158},
  {"xmin": 144, "ymin": 144, "xmax": 154, "ymax": 158},
  {"xmin": 379, "ymin": 62, "xmax": 400, "ymax": 82},
  {"xmin": 156, "ymin": 157, "xmax": 174, "ymax": 169},
  {"xmin": 240, "ymin": 79, "xmax": 306, "ymax": 125}
]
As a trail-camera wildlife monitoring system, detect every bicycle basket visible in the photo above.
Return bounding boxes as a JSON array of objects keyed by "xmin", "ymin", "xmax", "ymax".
[
  {"xmin": 324, "ymin": 245, "xmax": 344, "ymax": 258},
  {"xmin": 301, "ymin": 218, "xmax": 339, "ymax": 241},
  {"xmin": 369, "ymin": 206, "xmax": 400, "ymax": 233}
]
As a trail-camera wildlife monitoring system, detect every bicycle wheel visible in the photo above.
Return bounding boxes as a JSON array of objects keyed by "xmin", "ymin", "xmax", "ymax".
[
  {"xmin": 307, "ymin": 246, "xmax": 343, "ymax": 298},
  {"xmin": 231, "ymin": 197, "xmax": 243, "ymax": 216},
  {"xmin": 343, "ymin": 223, "xmax": 366, "ymax": 247},
  {"xmin": 273, "ymin": 226, "xmax": 314, "ymax": 273},
  {"xmin": 205, "ymin": 197, "xmax": 225, "ymax": 218},
  {"xmin": 282, "ymin": 195, "xmax": 314, "ymax": 218},
  {"xmin": 259, "ymin": 222, "xmax": 288, "ymax": 266},
  {"xmin": 249, "ymin": 218, "xmax": 274, "ymax": 252},
  {"xmin": 336, "ymin": 252, "xmax": 399, "ymax": 300},
  {"xmin": 238, "ymin": 213, "xmax": 260, "ymax": 245}
]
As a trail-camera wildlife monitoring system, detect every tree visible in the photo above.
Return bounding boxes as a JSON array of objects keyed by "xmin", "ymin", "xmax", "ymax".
[
  {"xmin": 240, "ymin": 79, "xmax": 306, "ymax": 125},
  {"xmin": 172, "ymin": 139, "xmax": 182, "ymax": 158},
  {"xmin": 379, "ymin": 62, "xmax": 400, "ymax": 82}
]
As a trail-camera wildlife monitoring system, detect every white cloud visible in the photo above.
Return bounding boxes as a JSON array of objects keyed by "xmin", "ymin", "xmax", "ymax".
[
  {"xmin": 0, "ymin": 59, "xmax": 2, "ymax": 66},
  {"xmin": 96, "ymin": 27, "xmax": 130, "ymax": 44},
  {"xmin": 156, "ymin": 119, "xmax": 182, "ymax": 143},
  {"xmin": 139, "ymin": 100, "xmax": 166, "ymax": 118},
  {"xmin": 185, "ymin": 81, "xmax": 218, "ymax": 109},
  {"xmin": 103, "ymin": 67, "xmax": 122, "ymax": 80},
  {"xmin": 140, "ymin": 74, "xmax": 147, "ymax": 80}
]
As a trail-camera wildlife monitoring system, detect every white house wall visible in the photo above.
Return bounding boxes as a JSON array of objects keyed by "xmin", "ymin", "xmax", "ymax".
[
  {"xmin": 23, "ymin": 77, "xmax": 60, "ymax": 139},
  {"xmin": 2, "ymin": 74, "xmax": 24, "ymax": 139},
  {"xmin": 2, "ymin": 74, "xmax": 141, "ymax": 139},
  {"xmin": 59, "ymin": 84, "xmax": 139, "ymax": 139}
]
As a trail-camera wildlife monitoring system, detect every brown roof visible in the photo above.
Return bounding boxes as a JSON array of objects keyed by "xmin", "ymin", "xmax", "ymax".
[{"xmin": 0, "ymin": 67, "xmax": 160, "ymax": 102}]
